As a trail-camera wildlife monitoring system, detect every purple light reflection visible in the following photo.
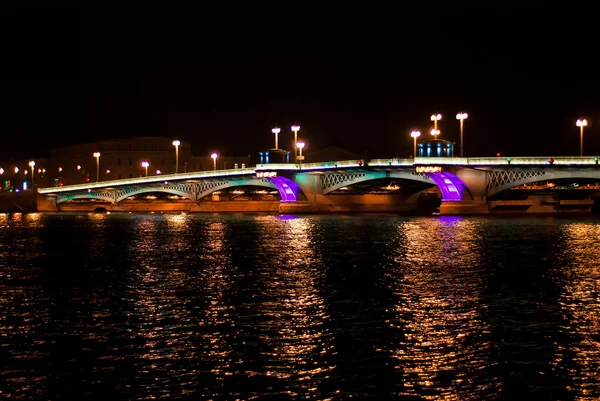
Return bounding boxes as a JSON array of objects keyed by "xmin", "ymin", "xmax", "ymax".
[
  {"xmin": 425, "ymin": 171, "xmax": 465, "ymax": 202},
  {"xmin": 267, "ymin": 176, "xmax": 301, "ymax": 202}
]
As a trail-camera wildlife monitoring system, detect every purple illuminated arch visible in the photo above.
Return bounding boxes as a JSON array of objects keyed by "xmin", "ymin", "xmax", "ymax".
[
  {"xmin": 425, "ymin": 171, "xmax": 465, "ymax": 202},
  {"xmin": 267, "ymin": 176, "xmax": 301, "ymax": 202}
]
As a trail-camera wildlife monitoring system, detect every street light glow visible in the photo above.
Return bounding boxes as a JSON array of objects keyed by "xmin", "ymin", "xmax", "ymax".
[
  {"xmin": 172, "ymin": 140, "xmax": 180, "ymax": 146},
  {"xmin": 576, "ymin": 118, "xmax": 588, "ymax": 127},
  {"xmin": 14, "ymin": 167, "xmax": 19, "ymax": 173},
  {"xmin": 430, "ymin": 114, "xmax": 442, "ymax": 121},
  {"xmin": 0, "ymin": 168, "xmax": 3, "ymax": 175},
  {"xmin": 29, "ymin": 161, "xmax": 35, "ymax": 167},
  {"xmin": 211, "ymin": 152, "xmax": 218, "ymax": 171},
  {"xmin": 410, "ymin": 130, "xmax": 421, "ymax": 138},
  {"xmin": 456, "ymin": 112, "xmax": 468, "ymax": 120},
  {"xmin": 410, "ymin": 130, "xmax": 421, "ymax": 158},
  {"xmin": 456, "ymin": 112, "xmax": 468, "ymax": 157},
  {"xmin": 430, "ymin": 128, "xmax": 441, "ymax": 138},
  {"xmin": 211, "ymin": 152, "xmax": 218, "ymax": 160},
  {"xmin": 296, "ymin": 142, "xmax": 305, "ymax": 149},
  {"xmin": 141, "ymin": 161, "xmax": 149, "ymax": 168},
  {"xmin": 93, "ymin": 152, "xmax": 101, "ymax": 158}
]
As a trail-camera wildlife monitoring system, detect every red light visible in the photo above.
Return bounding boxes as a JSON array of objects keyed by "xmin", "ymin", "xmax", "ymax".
[
  {"xmin": 548, "ymin": 158, "xmax": 554, "ymax": 164},
  {"xmin": 496, "ymin": 152, "xmax": 501, "ymax": 157},
  {"xmin": 85, "ymin": 177, "xmax": 90, "ymax": 182},
  {"xmin": 357, "ymin": 160, "xmax": 363, "ymax": 166},
  {"xmin": 59, "ymin": 182, "xmax": 64, "ymax": 187}
]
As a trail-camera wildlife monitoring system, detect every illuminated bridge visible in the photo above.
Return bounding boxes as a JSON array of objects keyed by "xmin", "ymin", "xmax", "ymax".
[{"xmin": 37, "ymin": 156, "xmax": 600, "ymax": 214}]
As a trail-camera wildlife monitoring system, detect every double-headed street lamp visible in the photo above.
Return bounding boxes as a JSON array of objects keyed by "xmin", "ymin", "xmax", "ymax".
[
  {"xmin": 93, "ymin": 152, "xmax": 101, "ymax": 182},
  {"xmin": 430, "ymin": 128, "xmax": 440, "ymax": 139},
  {"xmin": 430, "ymin": 114, "xmax": 442, "ymax": 130},
  {"xmin": 291, "ymin": 125, "xmax": 300, "ymax": 161},
  {"xmin": 576, "ymin": 118, "xmax": 588, "ymax": 156},
  {"xmin": 410, "ymin": 130, "xmax": 421, "ymax": 157},
  {"xmin": 272, "ymin": 127, "xmax": 281, "ymax": 150},
  {"xmin": 172, "ymin": 140, "xmax": 180, "ymax": 173},
  {"xmin": 211, "ymin": 152, "xmax": 218, "ymax": 171},
  {"xmin": 141, "ymin": 161, "xmax": 149, "ymax": 176},
  {"xmin": 28, "ymin": 161, "xmax": 35, "ymax": 187},
  {"xmin": 456, "ymin": 112, "xmax": 468, "ymax": 157}
]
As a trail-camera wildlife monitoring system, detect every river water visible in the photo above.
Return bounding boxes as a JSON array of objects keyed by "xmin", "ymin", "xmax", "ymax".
[{"xmin": 0, "ymin": 212, "xmax": 599, "ymax": 400}]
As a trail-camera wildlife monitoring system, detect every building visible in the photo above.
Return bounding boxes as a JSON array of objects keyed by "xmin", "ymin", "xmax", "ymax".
[{"xmin": 0, "ymin": 137, "xmax": 251, "ymax": 189}]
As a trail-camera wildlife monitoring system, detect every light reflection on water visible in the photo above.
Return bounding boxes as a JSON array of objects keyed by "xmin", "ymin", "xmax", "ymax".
[{"xmin": 0, "ymin": 214, "xmax": 599, "ymax": 400}]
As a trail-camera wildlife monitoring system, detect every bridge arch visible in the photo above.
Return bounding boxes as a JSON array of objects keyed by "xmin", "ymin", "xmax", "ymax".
[
  {"xmin": 486, "ymin": 169, "xmax": 600, "ymax": 196},
  {"xmin": 321, "ymin": 170, "xmax": 434, "ymax": 194}
]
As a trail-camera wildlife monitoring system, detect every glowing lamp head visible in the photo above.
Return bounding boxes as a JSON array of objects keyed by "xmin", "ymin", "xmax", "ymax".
[
  {"xmin": 456, "ymin": 112, "xmax": 468, "ymax": 120},
  {"xmin": 430, "ymin": 128, "xmax": 440, "ymax": 136},
  {"xmin": 211, "ymin": 152, "xmax": 218, "ymax": 160},
  {"xmin": 271, "ymin": 127, "xmax": 281, "ymax": 134},
  {"xmin": 296, "ymin": 142, "xmax": 305, "ymax": 149},
  {"xmin": 77, "ymin": 165, "xmax": 81, "ymax": 170},
  {"xmin": 28, "ymin": 161, "xmax": 35, "ymax": 167},
  {"xmin": 576, "ymin": 119, "xmax": 588, "ymax": 127},
  {"xmin": 106, "ymin": 169, "xmax": 110, "ymax": 174},
  {"xmin": 141, "ymin": 161, "xmax": 149, "ymax": 168},
  {"xmin": 14, "ymin": 167, "xmax": 19, "ymax": 173},
  {"xmin": 58, "ymin": 167, "xmax": 63, "ymax": 172},
  {"xmin": 93, "ymin": 152, "xmax": 101, "ymax": 158},
  {"xmin": 172, "ymin": 140, "xmax": 180, "ymax": 146},
  {"xmin": 410, "ymin": 130, "xmax": 421, "ymax": 138},
  {"xmin": 0, "ymin": 168, "xmax": 3, "ymax": 175},
  {"xmin": 291, "ymin": 125, "xmax": 301, "ymax": 132},
  {"xmin": 430, "ymin": 114, "xmax": 442, "ymax": 121},
  {"xmin": 156, "ymin": 170, "xmax": 161, "ymax": 175}
]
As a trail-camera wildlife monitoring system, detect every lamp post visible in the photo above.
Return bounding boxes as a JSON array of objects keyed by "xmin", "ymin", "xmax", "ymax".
[
  {"xmin": 93, "ymin": 152, "xmax": 101, "ymax": 182},
  {"xmin": 456, "ymin": 112, "xmax": 468, "ymax": 157},
  {"xmin": 576, "ymin": 118, "xmax": 588, "ymax": 156},
  {"xmin": 430, "ymin": 114, "xmax": 442, "ymax": 130},
  {"xmin": 172, "ymin": 140, "xmax": 180, "ymax": 173},
  {"xmin": 211, "ymin": 152, "xmax": 218, "ymax": 171},
  {"xmin": 141, "ymin": 161, "xmax": 149, "ymax": 176},
  {"xmin": 410, "ymin": 130, "xmax": 421, "ymax": 158},
  {"xmin": 272, "ymin": 127, "xmax": 281, "ymax": 150},
  {"xmin": 28, "ymin": 161, "xmax": 35, "ymax": 187},
  {"xmin": 430, "ymin": 128, "xmax": 440, "ymax": 139},
  {"xmin": 296, "ymin": 142, "xmax": 305, "ymax": 165},
  {"xmin": 291, "ymin": 125, "xmax": 300, "ymax": 161}
]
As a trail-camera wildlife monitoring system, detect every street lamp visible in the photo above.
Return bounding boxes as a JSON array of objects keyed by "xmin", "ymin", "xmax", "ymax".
[
  {"xmin": 211, "ymin": 152, "xmax": 218, "ymax": 171},
  {"xmin": 93, "ymin": 152, "xmax": 101, "ymax": 182},
  {"xmin": 291, "ymin": 125, "xmax": 300, "ymax": 161},
  {"xmin": 28, "ymin": 161, "xmax": 35, "ymax": 187},
  {"xmin": 456, "ymin": 112, "xmax": 468, "ymax": 157},
  {"xmin": 172, "ymin": 140, "xmax": 180, "ymax": 173},
  {"xmin": 576, "ymin": 118, "xmax": 588, "ymax": 156},
  {"xmin": 430, "ymin": 114, "xmax": 442, "ymax": 130},
  {"xmin": 430, "ymin": 128, "xmax": 440, "ymax": 139},
  {"xmin": 410, "ymin": 130, "xmax": 421, "ymax": 157},
  {"xmin": 297, "ymin": 142, "xmax": 305, "ymax": 165},
  {"xmin": 272, "ymin": 127, "xmax": 281, "ymax": 150},
  {"xmin": 141, "ymin": 161, "xmax": 149, "ymax": 176}
]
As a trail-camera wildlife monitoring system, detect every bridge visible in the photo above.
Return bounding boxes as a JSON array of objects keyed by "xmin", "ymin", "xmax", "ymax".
[{"xmin": 36, "ymin": 156, "xmax": 600, "ymax": 214}]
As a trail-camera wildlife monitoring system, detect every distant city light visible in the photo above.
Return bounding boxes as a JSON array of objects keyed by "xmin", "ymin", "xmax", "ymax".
[
  {"xmin": 14, "ymin": 167, "xmax": 19, "ymax": 173},
  {"xmin": 156, "ymin": 170, "xmax": 162, "ymax": 175},
  {"xmin": 0, "ymin": 168, "xmax": 4, "ymax": 175},
  {"xmin": 106, "ymin": 169, "xmax": 110, "ymax": 174},
  {"xmin": 58, "ymin": 166, "xmax": 63, "ymax": 172}
]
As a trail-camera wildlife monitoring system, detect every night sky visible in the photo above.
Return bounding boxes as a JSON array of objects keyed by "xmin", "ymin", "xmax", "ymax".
[{"xmin": 1, "ymin": 2, "xmax": 598, "ymax": 161}]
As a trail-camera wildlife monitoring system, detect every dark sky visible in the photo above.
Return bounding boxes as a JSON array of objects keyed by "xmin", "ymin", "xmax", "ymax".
[{"xmin": 1, "ymin": 2, "xmax": 599, "ymax": 160}]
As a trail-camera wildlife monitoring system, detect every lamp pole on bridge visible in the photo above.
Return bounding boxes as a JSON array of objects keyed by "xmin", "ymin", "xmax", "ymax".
[
  {"xmin": 430, "ymin": 114, "xmax": 442, "ymax": 131},
  {"xmin": 410, "ymin": 130, "xmax": 421, "ymax": 157},
  {"xmin": 28, "ymin": 161, "xmax": 35, "ymax": 187},
  {"xmin": 456, "ymin": 112, "xmax": 468, "ymax": 157},
  {"xmin": 172, "ymin": 140, "xmax": 180, "ymax": 174},
  {"xmin": 211, "ymin": 152, "xmax": 218, "ymax": 171},
  {"xmin": 272, "ymin": 127, "xmax": 281, "ymax": 149},
  {"xmin": 142, "ymin": 161, "xmax": 149, "ymax": 176},
  {"xmin": 93, "ymin": 152, "xmax": 101, "ymax": 182},
  {"xmin": 296, "ymin": 142, "xmax": 305, "ymax": 165},
  {"xmin": 576, "ymin": 118, "xmax": 588, "ymax": 156},
  {"xmin": 291, "ymin": 125, "xmax": 300, "ymax": 161}
]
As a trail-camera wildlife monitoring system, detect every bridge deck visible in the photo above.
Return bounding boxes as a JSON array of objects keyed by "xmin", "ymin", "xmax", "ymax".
[{"xmin": 38, "ymin": 156, "xmax": 600, "ymax": 194}]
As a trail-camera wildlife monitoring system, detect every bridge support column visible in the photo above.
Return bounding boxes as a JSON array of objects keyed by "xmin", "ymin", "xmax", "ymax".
[
  {"xmin": 37, "ymin": 194, "xmax": 58, "ymax": 212},
  {"xmin": 438, "ymin": 167, "xmax": 490, "ymax": 215}
]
